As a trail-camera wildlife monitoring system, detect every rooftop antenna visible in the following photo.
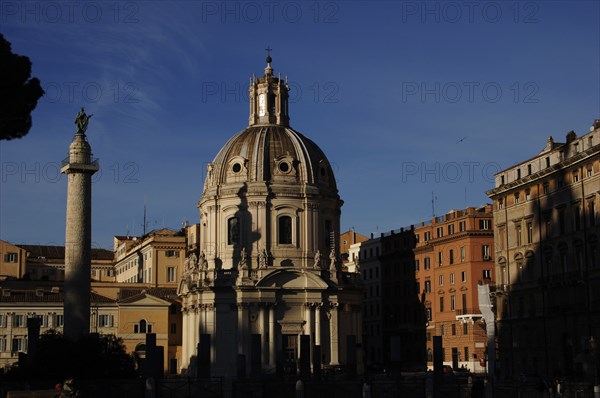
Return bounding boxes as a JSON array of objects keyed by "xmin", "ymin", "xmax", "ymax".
[
  {"xmin": 432, "ymin": 191, "xmax": 438, "ymax": 218},
  {"xmin": 142, "ymin": 205, "xmax": 147, "ymax": 236}
]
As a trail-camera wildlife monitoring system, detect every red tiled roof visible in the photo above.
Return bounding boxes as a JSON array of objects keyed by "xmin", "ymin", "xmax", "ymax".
[
  {"xmin": 0, "ymin": 289, "xmax": 115, "ymax": 304},
  {"xmin": 18, "ymin": 245, "xmax": 113, "ymax": 261}
]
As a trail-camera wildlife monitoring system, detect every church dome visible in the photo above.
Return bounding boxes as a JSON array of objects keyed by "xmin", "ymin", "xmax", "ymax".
[{"xmin": 207, "ymin": 125, "xmax": 337, "ymax": 193}]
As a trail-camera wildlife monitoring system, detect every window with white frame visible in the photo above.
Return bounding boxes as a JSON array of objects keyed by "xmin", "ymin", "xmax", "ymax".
[
  {"xmin": 11, "ymin": 337, "xmax": 26, "ymax": 353},
  {"xmin": 98, "ymin": 314, "xmax": 113, "ymax": 328},
  {"xmin": 482, "ymin": 245, "xmax": 491, "ymax": 260},
  {"xmin": 4, "ymin": 253, "xmax": 18, "ymax": 262},
  {"xmin": 167, "ymin": 267, "xmax": 176, "ymax": 282},
  {"xmin": 13, "ymin": 315, "xmax": 25, "ymax": 328},
  {"xmin": 0, "ymin": 315, "xmax": 7, "ymax": 327},
  {"xmin": 55, "ymin": 314, "xmax": 64, "ymax": 328},
  {"xmin": 0, "ymin": 336, "xmax": 6, "ymax": 352}
]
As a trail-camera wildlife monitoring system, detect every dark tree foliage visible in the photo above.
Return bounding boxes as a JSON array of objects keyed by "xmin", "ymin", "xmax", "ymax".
[
  {"xmin": 16, "ymin": 330, "xmax": 137, "ymax": 380},
  {"xmin": 0, "ymin": 33, "xmax": 44, "ymax": 140}
]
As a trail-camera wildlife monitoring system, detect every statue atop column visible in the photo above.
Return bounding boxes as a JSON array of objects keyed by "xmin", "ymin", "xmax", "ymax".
[{"xmin": 75, "ymin": 107, "xmax": 93, "ymax": 134}]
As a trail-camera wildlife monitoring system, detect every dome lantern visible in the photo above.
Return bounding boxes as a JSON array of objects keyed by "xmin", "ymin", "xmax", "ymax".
[{"xmin": 249, "ymin": 49, "xmax": 290, "ymax": 127}]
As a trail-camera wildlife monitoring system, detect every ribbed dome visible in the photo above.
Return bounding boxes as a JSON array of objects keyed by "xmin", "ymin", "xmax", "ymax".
[{"xmin": 206, "ymin": 125, "xmax": 338, "ymax": 193}]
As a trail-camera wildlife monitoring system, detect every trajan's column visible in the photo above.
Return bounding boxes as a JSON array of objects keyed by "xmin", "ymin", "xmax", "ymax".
[{"xmin": 60, "ymin": 108, "xmax": 99, "ymax": 340}]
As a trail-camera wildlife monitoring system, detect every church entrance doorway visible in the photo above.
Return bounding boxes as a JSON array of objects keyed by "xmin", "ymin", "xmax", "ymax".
[{"xmin": 283, "ymin": 334, "xmax": 298, "ymax": 375}]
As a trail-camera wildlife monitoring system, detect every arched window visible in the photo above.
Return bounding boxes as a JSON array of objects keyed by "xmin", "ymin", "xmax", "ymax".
[
  {"xmin": 278, "ymin": 216, "xmax": 292, "ymax": 244},
  {"xmin": 228, "ymin": 217, "xmax": 239, "ymax": 245},
  {"xmin": 134, "ymin": 319, "xmax": 152, "ymax": 334}
]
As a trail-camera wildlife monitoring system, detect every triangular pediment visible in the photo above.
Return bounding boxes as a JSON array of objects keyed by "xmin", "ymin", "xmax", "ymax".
[{"xmin": 118, "ymin": 293, "xmax": 171, "ymax": 306}]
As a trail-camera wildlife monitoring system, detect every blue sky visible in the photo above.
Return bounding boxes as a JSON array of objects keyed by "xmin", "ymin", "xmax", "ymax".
[{"xmin": 1, "ymin": 1, "xmax": 599, "ymax": 249}]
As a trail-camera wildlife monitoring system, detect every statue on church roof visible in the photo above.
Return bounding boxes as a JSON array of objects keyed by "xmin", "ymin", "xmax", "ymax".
[
  {"xmin": 239, "ymin": 247, "xmax": 248, "ymax": 269},
  {"xmin": 329, "ymin": 249, "xmax": 337, "ymax": 272},
  {"xmin": 313, "ymin": 250, "xmax": 322, "ymax": 270},
  {"xmin": 258, "ymin": 248, "xmax": 268, "ymax": 269},
  {"xmin": 199, "ymin": 251, "xmax": 208, "ymax": 270}
]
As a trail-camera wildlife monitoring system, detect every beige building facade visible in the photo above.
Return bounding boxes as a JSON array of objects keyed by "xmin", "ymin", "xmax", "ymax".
[
  {"xmin": 114, "ymin": 228, "xmax": 186, "ymax": 287},
  {"xmin": 487, "ymin": 120, "xmax": 600, "ymax": 379}
]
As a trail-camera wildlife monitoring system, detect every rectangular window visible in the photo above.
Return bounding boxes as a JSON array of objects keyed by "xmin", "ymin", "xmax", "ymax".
[
  {"xmin": 0, "ymin": 315, "xmax": 6, "ymax": 327},
  {"xmin": 558, "ymin": 209, "xmax": 566, "ymax": 234},
  {"xmin": 451, "ymin": 323, "xmax": 456, "ymax": 335},
  {"xmin": 517, "ymin": 168, "xmax": 521, "ymax": 179},
  {"xmin": 449, "ymin": 250, "xmax": 454, "ymax": 264},
  {"xmin": 479, "ymin": 219, "xmax": 491, "ymax": 230},
  {"xmin": 278, "ymin": 215, "xmax": 293, "ymax": 244},
  {"xmin": 0, "ymin": 337, "xmax": 6, "ymax": 352},
  {"xmin": 460, "ymin": 246, "xmax": 466, "ymax": 262},
  {"xmin": 424, "ymin": 232, "xmax": 431, "ymax": 241},
  {"xmin": 462, "ymin": 293, "xmax": 467, "ymax": 311},
  {"xmin": 448, "ymin": 224, "xmax": 455, "ymax": 235},
  {"xmin": 167, "ymin": 267, "xmax": 176, "ymax": 282},
  {"xmin": 483, "ymin": 269, "xmax": 492, "ymax": 279},
  {"xmin": 438, "ymin": 251, "xmax": 442, "ymax": 266},
  {"xmin": 55, "ymin": 315, "xmax": 64, "ymax": 328},
  {"xmin": 425, "ymin": 280, "xmax": 431, "ymax": 293},
  {"xmin": 527, "ymin": 222, "xmax": 533, "ymax": 243},
  {"xmin": 4, "ymin": 253, "xmax": 18, "ymax": 262},
  {"xmin": 450, "ymin": 273, "xmax": 455, "ymax": 284},
  {"xmin": 439, "ymin": 275, "xmax": 444, "ymax": 286},
  {"xmin": 463, "ymin": 323, "xmax": 468, "ymax": 335},
  {"xmin": 459, "ymin": 221, "xmax": 466, "ymax": 232},
  {"xmin": 482, "ymin": 245, "xmax": 491, "ymax": 260},
  {"xmin": 441, "ymin": 324, "xmax": 445, "ymax": 336},
  {"xmin": 415, "ymin": 259, "xmax": 420, "ymax": 271},
  {"xmin": 527, "ymin": 164, "xmax": 532, "ymax": 175},
  {"xmin": 439, "ymin": 297, "xmax": 444, "ymax": 312},
  {"xmin": 573, "ymin": 172, "xmax": 579, "ymax": 183},
  {"xmin": 451, "ymin": 295, "xmax": 456, "ymax": 311},
  {"xmin": 525, "ymin": 190, "xmax": 531, "ymax": 200},
  {"xmin": 426, "ymin": 308, "xmax": 432, "ymax": 321},
  {"xmin": 13, "ymin": 315, "xmax": 25, "ymax": 328},
  {"xmin": 98, "ymin": 315, "xmax": 113, "ymax": 327},
  {"xmin": 12, "ymin": 337, "xmax": 26, "ymax": 353},
  {"xmin": 465, "ymin": 347, "xmax": 469, "ymax": 360},
  {"xmin": 573, "ymin": 206, "xmax": 581, "ymax": 231},
  {"xmin": 36, "ymin": 315, "xmax": 48, "ymax": 328},
  {"xmin": 461, "ymin": 271, "xmax": 466, "ymax": 283},
  {"xmin": 516, "ymin": 224, "xmax": 522, "ymax": 246},
  {"xmin": 165, "ymin": 250, "xmax": 179, "ymax": 258},
  {"xmin": 227, "ymin": 217, "xmax": 240, "ymax": 245},
  {"xmin": 437, "ymin": 227, "xmax": 443, "ymax": 238},
  {"xmin": 498, "ymin": 199, "xmax": 504, "ymax": 209},
  {"xmin": 424, "ymin": 257, "xmax": 431, "ymax": 270},
  {"xmin": 515, "ymin": 192, "xmax": 520, "ymax": 204}
]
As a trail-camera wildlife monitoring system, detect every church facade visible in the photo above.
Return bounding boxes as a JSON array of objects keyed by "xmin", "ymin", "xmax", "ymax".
[{"xmin": 177, "ymin": 57, "xmax": 363, "ymax": 379}]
